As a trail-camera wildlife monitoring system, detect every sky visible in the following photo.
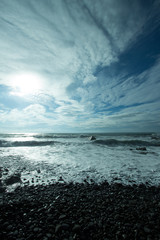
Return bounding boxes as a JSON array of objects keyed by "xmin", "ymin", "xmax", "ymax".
[{"xmin": 0, "ymin": 0, "xmax": 160, "ymax": 133}]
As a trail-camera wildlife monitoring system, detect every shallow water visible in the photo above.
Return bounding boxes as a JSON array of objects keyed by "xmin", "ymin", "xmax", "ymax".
[{"xmin": 0, "ymin": 132, "xmax": 160, "ymax": 191}]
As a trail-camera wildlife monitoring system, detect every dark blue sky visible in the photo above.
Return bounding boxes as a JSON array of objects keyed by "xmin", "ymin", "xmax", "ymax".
[{"xmin": 0, "ymin": 0, "xmax": 160, "ymax": 132}]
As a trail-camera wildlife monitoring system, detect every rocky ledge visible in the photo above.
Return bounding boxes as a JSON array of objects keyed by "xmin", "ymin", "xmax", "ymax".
[{"xmin": 0, "ymin": 182, "xmax": 160, "ymax": 240}]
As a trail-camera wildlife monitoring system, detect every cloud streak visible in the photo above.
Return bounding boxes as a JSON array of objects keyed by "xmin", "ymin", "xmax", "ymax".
[{"xmin": 0, "ymin": 0, "xmax": 160, "ymax": 132}]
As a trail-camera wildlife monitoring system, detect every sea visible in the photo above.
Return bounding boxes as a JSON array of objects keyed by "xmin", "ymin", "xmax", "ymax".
[{"xmin": 0, "ymin": 132, "xmax": 160, "ymax": 192}]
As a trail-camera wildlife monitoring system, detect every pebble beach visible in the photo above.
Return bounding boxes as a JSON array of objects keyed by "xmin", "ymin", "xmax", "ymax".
[
  {"xmin": 1, "ymin": 182, "xmax": 160, "ymax": 240},
  {"xmin": 1, "ymin": 133, "xmax": 160, "ymax": 239}
]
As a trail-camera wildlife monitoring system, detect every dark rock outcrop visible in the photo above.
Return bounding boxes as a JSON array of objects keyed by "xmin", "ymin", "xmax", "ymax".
[
  {"xmin": 136, "ymin": 147, "xmax": 147, "ymax": 151},
  {"xmin": 4, "ymin": 173, "xmax": 21, "ymax": 185},
  {"xmin": 89, "ymin": 136, "xmax": 96, "ymax": 141}
]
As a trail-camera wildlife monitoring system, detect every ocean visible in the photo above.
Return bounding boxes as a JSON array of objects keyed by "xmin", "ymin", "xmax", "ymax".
[{"xmin": 0, "ymin": 132, "xmax": 160, "ymax": 192}]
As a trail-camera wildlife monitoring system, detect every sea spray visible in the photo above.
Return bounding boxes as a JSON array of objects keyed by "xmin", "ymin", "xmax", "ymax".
[{"xmin": 0, "ymin": 132, "xmax": 160, "ymax": 190}]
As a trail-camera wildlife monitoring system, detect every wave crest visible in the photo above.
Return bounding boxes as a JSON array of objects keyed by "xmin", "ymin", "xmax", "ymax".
[
  {"xmin": 0, "ymin": 140, "xmax": 56, "ymax": 147},
  {"xmin": 93, "ymin": 139, "xmax": 160, "ymax": 147}
]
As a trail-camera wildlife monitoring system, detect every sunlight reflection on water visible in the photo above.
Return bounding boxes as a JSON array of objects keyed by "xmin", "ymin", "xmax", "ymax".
[{"xmin": 0, "ymin": 133, "xmax": 160, "ymax": 191}]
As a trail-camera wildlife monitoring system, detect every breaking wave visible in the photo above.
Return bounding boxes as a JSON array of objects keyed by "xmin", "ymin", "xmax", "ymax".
[
  {"xmin": 33, "ymin": 134, "xmax": 78, "ymax": 139},
  {"xmin": 1, "ymin": 137, "xmax": 160, "ymax": 148},
  {"xmin": 93, "ymin": 139, "xmax": 160, "ymax": 147},
  {"xmin": 0, "ymin": 140, "xmax": 57, "ymax": 148}
]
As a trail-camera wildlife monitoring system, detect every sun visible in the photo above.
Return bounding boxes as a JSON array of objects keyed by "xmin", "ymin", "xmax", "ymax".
[{"xmin": 9, "ymin": 72, "xmax": 44, "ymax": 96}]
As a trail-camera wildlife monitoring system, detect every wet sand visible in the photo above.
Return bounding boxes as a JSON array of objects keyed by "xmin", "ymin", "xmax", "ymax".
[{"xmin": 0, "ymin": 182, "xmax": 160, "ymax": 240}]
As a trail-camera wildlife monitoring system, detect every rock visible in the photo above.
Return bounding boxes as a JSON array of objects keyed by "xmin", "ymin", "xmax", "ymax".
[
  {"xmin": 43, "ymin": 237, "xmax": 48, "ymax": 240},
  {"xmin": 61, "ymin": 223, "xmax": 70, "ymax": 230},
  {"xmin": 144, "ymin": 226, "xmax": 151, "ymax": 233},
  {"xmin": 7, "ymin": 225, "xmax": 13, "ymax": 231},
  {"xmin": 89, "ymin": 136, "xmax": 96, "ymax": 141},
  {"xmin": 55, "ymin": 223, "xmax": 70, "ymax": 233},
  {"xmin": 72, "ymin": 224, "xmax": 81, "ymax": 232},
  {"xmin": 139, "ymin": 151, "xmax": 148, "ymax": 155},
  {"xmin": 0, "ymin": 186, "xmax": 5, "ymax": 193},
  {"xmin": 58, "ymin": 176, "xmax": 64, "ymax": 182},
  {"xmin": 151, "ymin": 136, "xmax": 159, "ymax": 140},
  {"xmin": 37, "ymin": 233, "xmax": 43, "ymax": 238},
  {"xmin": 46, "ymin": 233, "xmax": 52, "ymax": 238},
  {"xmin": 55, "ymin": 224, "xmax": 62, "ymax": 233},
  {"xmin": 12, "ymin": 230, "xmax": 18, "ymax": 236},
  {"xmin": 122, "ymin": 234, "xmax": 127, "ymax": 239},
  {"xmin": 28, "ymin": 234, "xmax": 35, "ymax": 239},
  {"xmin": 136, "ymin": 147, "xmax": 147, "ymax": 151},
  {"xmin": 87, "ymin": 222, "xmax": 95, "ymax": 229},
  {"xmin": 59, "ymin": 214, "xmax": 66, "ymax": 220},
  {"xmin": 5, "ymin": 174, "xmax": 21, "ymax": 185},
  {"xmin": 3, "ymin": 222, "xmax": 9, "ymax": 227},
  {"xmin": 33, "ymin": 227, "xmax": 40, "ymax": 232}
]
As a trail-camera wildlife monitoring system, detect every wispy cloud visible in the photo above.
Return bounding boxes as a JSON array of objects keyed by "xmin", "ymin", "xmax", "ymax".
[{"xmin": 0, "ymin": 0, "xmax": 160, "ymax": 132}]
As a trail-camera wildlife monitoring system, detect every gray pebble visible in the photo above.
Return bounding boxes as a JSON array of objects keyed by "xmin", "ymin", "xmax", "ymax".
[
  {"xmin": 59, "ymin": 214, "xmax": 66, "ymax": 220},
  {"xmin": 55, "ymin": 224, "xmax": 62, "ymax": 233},
  {"xmin": 7, "ymin": 225, "xmax": 12, "ymax": 231},
  {"xmin": 12, "ymin": 230, "xmax": 18, "ymax": 236},
  {"xmin": 33, "ymin": 227, "xmax": 40, "ymax": 232},
  {"xmin": 144, "ymin": 226, "xmax": 151, "ymax": 233},
  {"xmin": 72, "ymin": 224, "xmax": 81, "ymax": 232},
  {"xmin": 46, "ymin": 233, "xmax": 52, "ymax": 238}
]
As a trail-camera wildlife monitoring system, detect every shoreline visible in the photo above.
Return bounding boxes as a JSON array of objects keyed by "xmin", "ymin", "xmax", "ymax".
[{"xmin": 1, "ymin": 182, "xmax": 160, "ymax": 239}]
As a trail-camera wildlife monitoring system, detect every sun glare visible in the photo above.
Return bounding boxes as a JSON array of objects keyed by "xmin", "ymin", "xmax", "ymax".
[{"xmin": 9, "ymin": 72, "xmax": 44, "ymax": 96}]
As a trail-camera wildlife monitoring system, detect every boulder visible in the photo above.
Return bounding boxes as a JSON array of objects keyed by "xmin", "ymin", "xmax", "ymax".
[
  {"xmin": 136, "ymin": 147, "xmax": 147, "ymax": 151},
  {"xmin": 151, "ymin": 136, "xmax": 159, "ymax": 140},
  {"xmin": 0, "ymin": 185, "xmax": 6, "ymax": 193},
  {"xmin": 89, "ymin": 136, "xmax": 96, "ymax": 141},
  {"xmin": 4, "ymin": 174, "xmax": 21, "ymax": 185}
]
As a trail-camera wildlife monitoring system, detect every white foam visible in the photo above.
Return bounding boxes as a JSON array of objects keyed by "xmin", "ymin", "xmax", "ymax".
[{"xmin": 0, "ymin": 133, "xmax": 160, "ymax": 188}]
